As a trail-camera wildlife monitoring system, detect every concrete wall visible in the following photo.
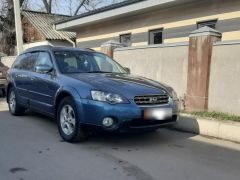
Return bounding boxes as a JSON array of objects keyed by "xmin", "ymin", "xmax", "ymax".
[
  {"xmin": 114, "ymin": 41, "xmax": 240, "ymax": 116},
  {"xmin": 77, "ymin": 0, "xmax": 240, "ymax": 50},
  {"xmin": 114, "ymin": 43, "xmax": 189, "ymax": 101},
  {"xmin": 209, "ymin": 42, "xmax": 240, "ymax": 115},
  {"xmin": 1, "ymin": 56, "xmax": 16, "ymax": 68},
  {"xmin": 22, "ymin": 16, "xmax": 45, "ymax": 43}
]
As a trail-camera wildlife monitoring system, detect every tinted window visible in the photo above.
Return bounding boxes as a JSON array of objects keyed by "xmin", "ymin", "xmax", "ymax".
[
  {"xmin": 54, "ymin": 51, "xmax": 126, "ymax": 74},
  {"xmin": 13, "ymin": 53, "xmax": 38, "ymax": 71},
  {"xmin": 27, "ymin": 53, "xmax": 39, "ymax": 71},
  {"xmin": 149, "ymin": 29, "xmax": 163, "ymax": 44},
  {"xmin": 13, "ymin": 54, "xmax": 28, "ymax": 69},
  {"xmin": 120, "ymin": 33, "xmax": 132, "ymax": 47},
  {"xmin": 35, "ymin": 52, "xmax": 53, "ymax": 67}
]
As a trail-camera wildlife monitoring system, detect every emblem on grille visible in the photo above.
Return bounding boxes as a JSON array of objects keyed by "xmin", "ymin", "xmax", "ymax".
[{"xmin": 149, "ymin": 97, "xmax": 158, "ymax": 103}]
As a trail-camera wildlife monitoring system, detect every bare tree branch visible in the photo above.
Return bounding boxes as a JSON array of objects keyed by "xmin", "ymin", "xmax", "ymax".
[{"xmin": 74, "ymin": 0, "xmax": 87, "ymax": 16}]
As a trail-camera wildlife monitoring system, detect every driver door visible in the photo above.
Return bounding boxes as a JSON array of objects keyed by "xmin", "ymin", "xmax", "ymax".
[{"xmin": 29, "ymin": 51, "xmax": 59, "ymax": 116}]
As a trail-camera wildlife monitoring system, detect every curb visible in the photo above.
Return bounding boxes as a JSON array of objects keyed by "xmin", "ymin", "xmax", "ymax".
[{"xmin": 173, "ymin": 114, "xmax": 240, "ymax": 143}]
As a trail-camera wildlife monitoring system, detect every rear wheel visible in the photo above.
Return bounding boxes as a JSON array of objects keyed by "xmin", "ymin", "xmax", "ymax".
[
  {"xmin": 57, "ymin": 97, "xmax": 88, "ymax": 142},
  {"xmin": 8, "ymin": 87, "xmax": 25, "ymax": 116}
]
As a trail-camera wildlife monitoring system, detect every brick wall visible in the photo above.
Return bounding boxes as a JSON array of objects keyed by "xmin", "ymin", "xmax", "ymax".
[{"xmin": 22, "ymin": 17, "xmax": 45, "ymax": 43}]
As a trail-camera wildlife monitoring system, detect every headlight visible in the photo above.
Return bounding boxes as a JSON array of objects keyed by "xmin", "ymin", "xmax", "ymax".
[
  {"xmin": 91, "ymin": 91, "xmax": 129, "ymax": 104},
  {"xmin": 166, "ymin": 87, "xmax": 178, "ymax": 100}
]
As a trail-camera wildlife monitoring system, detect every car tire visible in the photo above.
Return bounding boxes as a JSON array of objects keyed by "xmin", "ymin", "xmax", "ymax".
[
  {"xmin": 8, "ymin": 87, "xmax": 25, "ymax": 116},
  {"xmin": 57, "ymin": 97, "xmax": 88, "ymax": 143}
]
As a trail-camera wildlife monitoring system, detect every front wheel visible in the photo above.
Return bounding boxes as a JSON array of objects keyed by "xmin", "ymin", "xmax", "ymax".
[{"xmin": 57, "ymin": 97, "xmax": 88, "ymax": 143}]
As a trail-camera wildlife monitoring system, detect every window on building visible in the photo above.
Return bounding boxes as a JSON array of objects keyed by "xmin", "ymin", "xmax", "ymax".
[
  {"xmin": 197, "ymin": 20, "xmax": 217, "ymax": 29},
  {"xmin": 149, "ymin": 29, "xmax": 163, "ymax": 45},
  {"xmin": 119, "ymin": 33, "xmax": 132, "ymax": 47}
]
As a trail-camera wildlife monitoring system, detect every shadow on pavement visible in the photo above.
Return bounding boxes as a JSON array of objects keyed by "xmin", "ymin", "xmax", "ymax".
[
  {"xmin": 0, "ymin": 107, "xmax": 197, "ymax": 148},
  {"xmin": 171, "ymin": 115, "xmax": 200, "ymax": 134}
]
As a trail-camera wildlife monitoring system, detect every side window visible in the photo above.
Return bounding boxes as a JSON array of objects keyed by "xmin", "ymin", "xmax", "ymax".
[
  {"xmin": 149, "ymin": 29, "xmax": 163, "ymax": 45},
  {"xmin": 120, "ymin": 33, "xmax": 132, "ymax": 47},
  {"xmin": 13, "ymin": 54, "xmax": 28, "ymax": 69},
  {"xmin": 197, "ymin": 20, "xmax": 217, "ymax": 29},
  {"xmin": 35, "ymin": 52, "xmax": 53, "ymax": 68},
  {"xmin": 13, "ymin": 53, "xmax": 37, "ymax": 71},
  {"xmin": 27, "ymin": 52, "xmax": 38, "ymax": 71}
]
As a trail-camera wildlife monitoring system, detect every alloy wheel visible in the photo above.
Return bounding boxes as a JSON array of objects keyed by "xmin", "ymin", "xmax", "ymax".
[
  {"xmin": 9, "ymin": 91, "xmax": 16, "ymax": 113},
  {"xmin": 60, "ymin": 105, "xmax": 76, "ymax": 135}
]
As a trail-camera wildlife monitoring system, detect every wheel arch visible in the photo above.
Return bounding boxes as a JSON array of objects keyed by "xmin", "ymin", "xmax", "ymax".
[{"xmin": 54, "ymin": 87, "xmax": 81, "ymax": 117}]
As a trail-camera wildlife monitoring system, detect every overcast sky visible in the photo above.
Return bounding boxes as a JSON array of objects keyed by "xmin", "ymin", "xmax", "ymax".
[{"xmin": 24, "ymin": 0, "xmax": 125, "ymax": 16}]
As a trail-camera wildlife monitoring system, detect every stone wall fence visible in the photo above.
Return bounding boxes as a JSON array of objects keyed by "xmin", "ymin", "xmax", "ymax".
[{"xmin": 102, "ymin": 26, "xmax": 240, "ymax": 116}]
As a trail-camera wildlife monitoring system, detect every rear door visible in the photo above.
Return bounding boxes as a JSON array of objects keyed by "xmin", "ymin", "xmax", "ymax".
[{"xmin": 12, "ymin": 53, "xmax": 38, "ymax": 106}]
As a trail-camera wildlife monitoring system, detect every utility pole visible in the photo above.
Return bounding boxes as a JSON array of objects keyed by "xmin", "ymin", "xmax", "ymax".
[{"xmin": 13, "ymin": 0, "xmax": 23, "ymax": 55}]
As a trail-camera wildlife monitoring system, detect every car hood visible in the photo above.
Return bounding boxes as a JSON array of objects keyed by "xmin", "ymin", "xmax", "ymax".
[{"xmin": 67, "ymin": 73, "xmax": 169, "ymax": 99}]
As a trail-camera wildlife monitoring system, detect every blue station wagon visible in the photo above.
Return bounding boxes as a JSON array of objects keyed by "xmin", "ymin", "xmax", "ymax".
[{"xmin": 7, "ymin": 46, "xmax": 180, "ymax": 142}]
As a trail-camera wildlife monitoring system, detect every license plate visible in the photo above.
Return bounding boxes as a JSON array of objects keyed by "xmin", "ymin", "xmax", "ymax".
[{"xmin": 144, "ymin": 108, "xmax": 172, "ymax": 120}]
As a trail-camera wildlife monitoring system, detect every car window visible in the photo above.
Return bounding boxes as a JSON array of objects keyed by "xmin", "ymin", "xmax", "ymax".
[
  {"xmin": 13, "ymin": 53, "xmax": 38, "ymax": 71},
  {"xmin": 12, "ymin": 54, "xmax": 28, "ymax": 69},
  {"xmin": 27, "ymin": 53, "xmax": 39, "ymax": 71},
  {"xmin": 54, "ymin": 51, "xmax": 126, "ymax": 74},
  {"xmin": 35, "ymin": 52, "xmax": 53, "ymax": 68},
  {"xmin": 94, "ymin": 55, "xmax": 119, "ymax": 72},
  {"xmin": 64, "ymin": 56, "xmax": 78, "ymax": 69}
]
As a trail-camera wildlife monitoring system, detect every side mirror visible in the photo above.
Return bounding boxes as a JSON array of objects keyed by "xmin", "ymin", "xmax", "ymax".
[
  {"xmin": 35, "ymin": 65, "xmax": 53, "ymax": 74},
  {"xmin": 124, "ymin": 67, "xmax": 130, "ymax": 74}
]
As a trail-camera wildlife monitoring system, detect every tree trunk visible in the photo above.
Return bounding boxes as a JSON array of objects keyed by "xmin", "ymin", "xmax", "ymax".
[{"xmin": 0, "ymin": 0, "xmax": 14, "ymax": 55}]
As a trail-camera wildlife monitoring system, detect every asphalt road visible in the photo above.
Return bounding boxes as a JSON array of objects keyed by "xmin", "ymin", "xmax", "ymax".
[{"xmin": 0, "ymin": 98, "xmax": 240, "ymax": 180}]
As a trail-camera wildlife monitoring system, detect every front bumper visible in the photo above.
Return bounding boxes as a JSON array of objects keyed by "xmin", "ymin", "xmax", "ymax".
[{"xmin": 75, "ymin": 98, "xmax": 180, "ymax": 132}]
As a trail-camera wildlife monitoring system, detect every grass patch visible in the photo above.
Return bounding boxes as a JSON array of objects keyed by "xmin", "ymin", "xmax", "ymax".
[{"xmin": 181, "ymin": 110, "xmax": 240, "ymax": 122}]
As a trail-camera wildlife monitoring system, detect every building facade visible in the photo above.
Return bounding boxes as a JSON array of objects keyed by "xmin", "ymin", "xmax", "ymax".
[{"xmin": 55, "ymin": 0, "xmax": 240, "ymax": 51}]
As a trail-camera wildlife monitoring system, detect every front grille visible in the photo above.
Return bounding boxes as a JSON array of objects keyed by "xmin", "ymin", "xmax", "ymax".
[{"xmin": 134, "ymin": 94, "xmax": 169, "ymax": 106}]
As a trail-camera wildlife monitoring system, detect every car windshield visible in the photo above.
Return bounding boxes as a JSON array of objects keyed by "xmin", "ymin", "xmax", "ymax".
[{"xmin": 54, "ymin": 51, "xmax": 127, "ymax": 74}]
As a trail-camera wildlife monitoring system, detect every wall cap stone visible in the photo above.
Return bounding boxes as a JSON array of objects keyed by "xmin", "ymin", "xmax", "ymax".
[
  {"xmin": 190, "ymin": 26, "xmax": 222, "ymax": 37},
  {"xmin": 101, "ymin": 40, "xmax": 123, "ymax": 48},
  {"xmin": 114, "ymin": 42, "xmax": 189, "ymax": 51}
]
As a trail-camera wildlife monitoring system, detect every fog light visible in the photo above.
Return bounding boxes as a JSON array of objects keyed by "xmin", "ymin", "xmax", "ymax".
[{"xmin": 102, "ymin": 117, "xmax": 114, "ymax": 127}]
